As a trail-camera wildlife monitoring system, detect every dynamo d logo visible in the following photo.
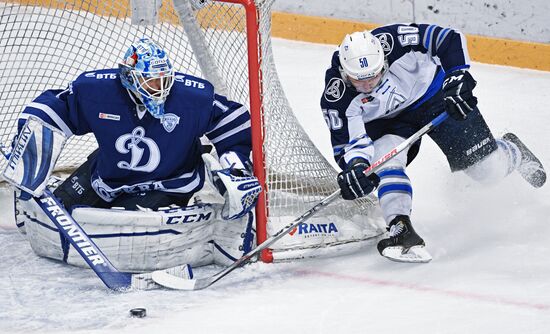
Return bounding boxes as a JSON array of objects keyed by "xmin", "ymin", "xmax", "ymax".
[{"xmin": 115, "ymin": 126, "xmax": 161, "ymax": 172}]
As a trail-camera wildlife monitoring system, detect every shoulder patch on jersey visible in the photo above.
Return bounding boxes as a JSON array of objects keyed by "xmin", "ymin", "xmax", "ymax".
[
  {"xmin": 324, "ymin": 77, "xmax": 346, "ymax": 102},
  {"xmin": 161, "ymin": 113, "xmax": 180, "ymax": 133},
  {"xmin": 375, "ymin": 33, "xmax": 394, "ymax": 55}
]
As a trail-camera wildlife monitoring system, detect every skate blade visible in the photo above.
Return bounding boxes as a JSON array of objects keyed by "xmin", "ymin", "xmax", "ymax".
[{"xmin": 381, "ymin": 245, "xmax": 432, "ymax": 263}]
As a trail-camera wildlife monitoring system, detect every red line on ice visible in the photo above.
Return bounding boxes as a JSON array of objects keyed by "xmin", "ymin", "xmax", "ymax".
[{"xmin": 295, "ymin": 269, "xmax": 550, "ymax": 311}]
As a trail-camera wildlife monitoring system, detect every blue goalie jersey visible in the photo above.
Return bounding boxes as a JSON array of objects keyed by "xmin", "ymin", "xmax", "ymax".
[
  {"xmin": 321, "ymin": 23, "xmax": 470, "ymax": 169},
  {"xmin": 19, "ymin": 69, "xmax": 252, "ymax": 202}
]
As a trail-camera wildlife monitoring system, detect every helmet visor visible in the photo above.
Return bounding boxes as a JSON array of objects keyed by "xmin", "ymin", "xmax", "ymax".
[
  {"xmin": 348, "ymin": 70, "xmax": 384, "ymax": 94},
  {"xmin": 131, "ymin": 69, "xmax": 174, "ymax": 102}
]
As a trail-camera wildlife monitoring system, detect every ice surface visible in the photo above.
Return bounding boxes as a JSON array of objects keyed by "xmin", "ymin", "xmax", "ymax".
[{"xmin": 1, "ymin": 38, "xmax": 549, "ymax": 333}]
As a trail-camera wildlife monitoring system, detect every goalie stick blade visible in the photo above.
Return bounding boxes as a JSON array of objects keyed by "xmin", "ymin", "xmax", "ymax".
[
  {"xmin": 151, "ymin": 271, "xmax": 212, "ymax": 291},
  {"xmin": 150, "ymin": 264, "xmax": 201, "ymax": 290},
  {"xmin": 132, "ymin": 264, "xmax": 194, "ymax": 290},
  {"xmin": 381, "ymin": 245, "xmax": 433, "ymax": 263},
  {"xmin": 131, "ymin": 272, "xmax": 161, "ymax": 291}
]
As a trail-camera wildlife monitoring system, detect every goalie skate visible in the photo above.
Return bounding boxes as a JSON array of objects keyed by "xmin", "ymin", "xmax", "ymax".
[
  {"xmin": 502, "ymin": 133, "xmax": 546, "ymax": 188},
  {"xmin": 377, "ymin": 215, "xmax": 432, "ymax": 263}
]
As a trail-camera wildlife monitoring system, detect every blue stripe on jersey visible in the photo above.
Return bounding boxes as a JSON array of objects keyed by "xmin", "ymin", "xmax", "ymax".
[
  {"xmin": 208, "ymin": 105, "xmax": 247, "ymax": 132},
  {"xmin": 333, "ymin": 144, "xmax": 346, "ymax": 155},
  {"xmin": 446, "ymin": 64, "xmax": 470, "ymax": 73},
  {"xmin": 375, "ymin": 79, "xmax": 389, "ymax": 93},
  {"xmin": 378, "ymin": 183, "xmax": 413, "ymax": 198},
  {"xmin": 424, "ymin": 25, "xmax": 436, "ymax": 54},
  {"xmin": 24, "ymin": 102, "xmax": 74, "ymax": 136},
  {"xmin": 436, "ymin": 28, "xmax": 451, "ymax": 51},
  {"xmin": 408, "ymin": 69, "xmax": 445, "ymax": 110},
  {"xmin": 207, "ymin": 112, "xmax": 250, "ymax": 142},
  {"xmin": 348, "ymin": 134, "xmax": 369, "ymax": 146}
]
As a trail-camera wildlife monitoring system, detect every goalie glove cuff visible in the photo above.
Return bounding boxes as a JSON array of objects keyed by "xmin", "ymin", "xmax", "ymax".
[{"xmin": 219, "ymin": 151, "xmax": 252, "ymax": 174}]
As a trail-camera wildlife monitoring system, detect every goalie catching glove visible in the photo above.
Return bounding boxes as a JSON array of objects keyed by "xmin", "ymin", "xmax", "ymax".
[
  {"xmin": 203, "ymin": 152, "xmax": 261, "ymax": 220},
  {"xmin": 338, "ymin": 158, "xmax": 380, "ymax": 200},
  {"xmin": 442, "ymin": 69, "xmax": 478, "ymax": 121}
]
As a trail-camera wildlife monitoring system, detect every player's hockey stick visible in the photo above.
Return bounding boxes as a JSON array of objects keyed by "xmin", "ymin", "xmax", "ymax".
[
  {"xmin": 151, "ymin": 112, "xmax": 450, "ymax": 290},
  {"xmin": 0, "ymin": 147, "xmax": 190, "ymax": 291}
]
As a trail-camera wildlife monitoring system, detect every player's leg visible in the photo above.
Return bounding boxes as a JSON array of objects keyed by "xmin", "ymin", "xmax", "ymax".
[
  {"xmin": 372, "ymin": 134, "xmax": 413, "ymax": 223},
  {"xmin": 500, "ymin": 133, "xmax": 545, "ymax": 187},
  {"xmin": 427, "ymin": 104, "xmax": 546, "ymax": 187},
  {"xmin": 465, "ymin": 133, "xmax": 545, "ymax": 188},
  {"xmin": 370, "ymin": 134, "xmax": 429, "ymax": 262}
]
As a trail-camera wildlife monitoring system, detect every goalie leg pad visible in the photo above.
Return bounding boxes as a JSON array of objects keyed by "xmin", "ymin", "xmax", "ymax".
[
  {"xmin": 15, "ymin": 196, "xmax": 224, "ymax": 271},
  {"xmin": 213, "ymin": 211, "xmax": 256, "ymax": 266}
]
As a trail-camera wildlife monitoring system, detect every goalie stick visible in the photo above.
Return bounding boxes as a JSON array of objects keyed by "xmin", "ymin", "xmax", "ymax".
[
  {"xmin": 0, "ymin": 146, "xmax": 192, "ymax": 291},
  {"xmin": 151, "ymin": 112, "xmax": 450, "ymax": 290}
]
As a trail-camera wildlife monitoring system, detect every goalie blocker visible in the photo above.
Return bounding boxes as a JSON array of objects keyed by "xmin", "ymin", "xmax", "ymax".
[{"xmin": 2, "ymin": 116, "xmax": 66, "ymax": 196}]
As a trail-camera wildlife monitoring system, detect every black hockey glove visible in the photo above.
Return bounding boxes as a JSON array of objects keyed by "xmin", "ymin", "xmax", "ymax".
[
  {"xmin": 442, "ymin": 69, "xmax": 478, "ymax": 121},
  {"xmin": 337, "ymin": 159, "xmax": 380, "ymax": 200}
]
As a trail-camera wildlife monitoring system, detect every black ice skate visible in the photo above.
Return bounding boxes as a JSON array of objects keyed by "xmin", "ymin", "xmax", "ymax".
[
  {"xmin": 377, "ymin": 215, "xmax": 432, "ymax": 263},
  {"xmin": 502, "ymin": 133, "xmax": 546, "ymax": 188}
]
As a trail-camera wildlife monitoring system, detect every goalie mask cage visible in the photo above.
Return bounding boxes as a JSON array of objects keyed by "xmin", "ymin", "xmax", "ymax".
[{"xmin": 0, "ymin": 0, "xmax": 383, "ymax": 262}]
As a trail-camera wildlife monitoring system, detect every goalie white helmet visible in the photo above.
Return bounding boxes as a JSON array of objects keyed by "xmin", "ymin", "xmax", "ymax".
[{"xmin": 339, "ymin": 31, "xmax": 387, "ymax": 93}]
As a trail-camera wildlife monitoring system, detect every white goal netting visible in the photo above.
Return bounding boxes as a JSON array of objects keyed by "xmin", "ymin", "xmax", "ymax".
[{"xmin": 0, "ymin": 0, "xmax": 384, "ymax": 261}]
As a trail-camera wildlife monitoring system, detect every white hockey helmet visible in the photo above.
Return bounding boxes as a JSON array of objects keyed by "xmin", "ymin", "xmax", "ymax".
[{"xmin": 339, "ymin": 31, "xmax": 386, "ymax": 81}]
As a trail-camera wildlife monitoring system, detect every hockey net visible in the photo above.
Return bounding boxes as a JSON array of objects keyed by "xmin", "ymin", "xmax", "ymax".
[{"xmin": 0, "ymin": 0, "xmax": 384, "ymax": 262}]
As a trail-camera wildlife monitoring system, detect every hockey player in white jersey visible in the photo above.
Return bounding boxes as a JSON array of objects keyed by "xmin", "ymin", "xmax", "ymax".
[
  {"xmin": 321, "ymin": 24, "xmax": 546, "ymax": 263},
  {"xmin": 4, "ymin": 38, "xmax": 262, "ymax": 272}
]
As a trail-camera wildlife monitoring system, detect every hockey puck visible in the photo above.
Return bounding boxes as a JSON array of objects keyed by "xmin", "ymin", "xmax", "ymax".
[{"xmin": 129, "ymin": 308, "xmax": 147, "ymax": 318}]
